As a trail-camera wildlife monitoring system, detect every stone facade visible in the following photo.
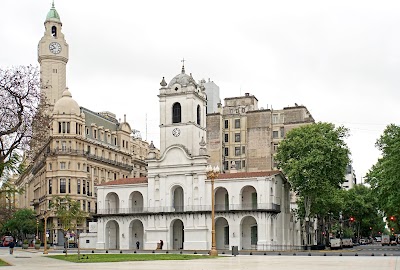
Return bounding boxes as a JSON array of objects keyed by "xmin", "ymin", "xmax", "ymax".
[
  {"xmin": 207, "ymin": 93, "xmax": 315, "ymax": 172},
  {"xmin": 15, "ymin": 3, "xmax": 157, "ymax": 247}
]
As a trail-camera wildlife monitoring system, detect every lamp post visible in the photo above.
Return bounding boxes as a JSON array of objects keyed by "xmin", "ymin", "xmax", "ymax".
[
  {"xmin": 43, "ymin": 210, "xmax": 51, "ymax": 254},
  {"xmin": 206, "ymin": 165, "xmax": 220, "ymax": 257},
  {"xmin": 36, "ymin": 218, "xmax": 39, "ymax": 240}
]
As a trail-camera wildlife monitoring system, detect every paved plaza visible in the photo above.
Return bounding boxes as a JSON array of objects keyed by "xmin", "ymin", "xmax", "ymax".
[{"xmin": 1, "ymin": 248, "xmax": 400, "ymax": 270}]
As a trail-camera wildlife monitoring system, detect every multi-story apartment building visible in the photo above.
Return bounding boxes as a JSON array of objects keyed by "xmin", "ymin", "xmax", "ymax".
[
  {"xmin": 342, "ymin": 164, "xmax": 357, "ymax": 190},
  {"xmin": 15, "ymin": 3, "xmax": 157, "ymax": 246},
  {"xmin": 207, "ymin": 93, "xmax": 315, "ymax": 172}
]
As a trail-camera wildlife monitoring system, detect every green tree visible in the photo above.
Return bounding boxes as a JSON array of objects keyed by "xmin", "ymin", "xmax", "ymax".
[
  {"xmin": 341, "ymin": 185, "xmax": 383, "ymax": 239},
  {"xmin": 276, "ymin": 122, "xmax": 350, "ymax": 246},
  {"xmin": 50, "ymin": 195, "xmax": 86, "ymax": 256},
  {"xmin": 366, "ymin": 124, "xmax": 400, "ymax": 219},
  {"xmin": 1, "ymin": 208, "xmax": 37, "ymax": 241}
]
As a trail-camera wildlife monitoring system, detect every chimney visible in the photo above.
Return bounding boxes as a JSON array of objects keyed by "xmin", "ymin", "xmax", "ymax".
[{"xmin": 245, "ymin": 93, "xmax": 249, "ymax": 97}]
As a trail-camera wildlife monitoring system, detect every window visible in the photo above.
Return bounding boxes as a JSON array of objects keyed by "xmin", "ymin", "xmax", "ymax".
[
  {"xmin": 94, "ymin": 129, "xmax": 97, "ymax": 139},
  {"xmin": 224, "ymin": 147, "xmax": 229, "ymax": 156},
  {"xmin": 86, "ymin": 165, "xmax": 90, "ymax": 173},
  {"xmin": 78, "ymin": 163, "xmax": 81, "ymax": 170},
  {"xmin": 224, "ymin": 134, "xmax": 229, "ymax": 143},
  {"xmin": 60, "ymin": 179, "xmax": 66, "ymax": 193},
  {"xmin": 49, "ymin": 180, "xmax": 52, "ymax": 194},
  {"xmin": 273, "ymin": 143, "xmax": 279, "ymax": 152},
  {"xmin": 67, "ymin": 122, "xmax": 70, "ymax": 133},
  {"xmin": 273, "ymin": 130, "xmax": 279, "ymax": 138},
  {"xmin": 87, "ymin": 181, "xmax": 90, "ymax": 195},
  {"xmin": 235, "ymin": 160, "xmax": 241, "ymax": 169},
  {"xmin": 82, "ymin": 200, "xmax": 86, "ymax": 211},
  {"xmin": 68, "ymin": 179, "xmax": 71, "ymax": 193},
  {"xmin": 224, "ymin": 120, "xmax": 229, "ymax": 129},
  {"xmin": 272, "ymin": 114, "xmax": 279, "ymax": 124},
  {"xmin": 242, "ymin": 160, "xmax": 246, "ymax": 168},
  {"xmin": 88, "ymin": 202, "xmax": 91, "ymax": 212},
  {"xmin": 77, "ymin": 180, "xmax": 81, "ymax": 194},
  {"xmin": 280, "ymin": 127, "xmax": 285, "ymax": 138},
  {"xmin": 235, "ymin": 147, "xmax": 241, "ymax": 156},
  {"xmin": 61, "ymin": 141, "xmax": 66, "ymax": 151},
  {"xmin": 224, "ymin": 161, "xmax": 229, "ymax": 171},
  {"xmin": 86, "ymin": 127, "xmax": 89, "ymax": 135},
  {"xmin": 172, "ymin": 103, "xmax": 182, "ymax": 123},
  {"xmin": 51, "ymin": 25, "xmax": 57, "ymax": 37},
  {"xmin": 83, "ymin": 181, "xmax": 86, "ymax": 194},
  {"xmin": 60, "ymin": 162, "xmax": 66, "ymax": 170},
  {"xmin": 197, "ymin": 105, "xmax": 201, "ymax": 125},
  {"xmin": 242, "ymin": 146, "xmax": 245, "ymax": 154},
  {"xmin": 49, "ymin": 163, "xmax": 52, "ymax": 171},
  {"xmin": 235, "ymin": 119, "xmax": 240, "ymax": 129},
  {"xmin": 235, "ymin": 133, "xmax": 241, "ymax": 142}
]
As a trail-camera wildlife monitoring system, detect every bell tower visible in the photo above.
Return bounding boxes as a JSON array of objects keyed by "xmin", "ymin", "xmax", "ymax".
[
  {"xmin": 158, "ymin": 63, "xmax": 208, "ymax": 157},
  {"xmin": 38, "ymin": 1, "xmax": 69, "ymax": 110}
]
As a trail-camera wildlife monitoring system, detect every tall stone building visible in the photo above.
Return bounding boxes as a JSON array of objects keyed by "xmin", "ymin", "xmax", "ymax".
[
  {"xmin": 207, "ymin": 93, "xmax": 315, "ymax": 172},
  {"xmin": 15, "ymin": 3, "xmax": 157, "ymax": 246}
]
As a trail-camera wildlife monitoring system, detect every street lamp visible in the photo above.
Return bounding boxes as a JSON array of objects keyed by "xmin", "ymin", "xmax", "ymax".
[{"xmin": 206, "ymin": 164, "xmax": 220, "ymax": 257}]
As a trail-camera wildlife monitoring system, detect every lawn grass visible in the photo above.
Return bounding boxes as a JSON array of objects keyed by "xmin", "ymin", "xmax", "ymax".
[
  {"xmin": 0, "ymin": 259, "xmax": 10, "ymax": 266},
  {"xmin": 48, "ymin": 253, "xmax": 213, "ymax": 263}
]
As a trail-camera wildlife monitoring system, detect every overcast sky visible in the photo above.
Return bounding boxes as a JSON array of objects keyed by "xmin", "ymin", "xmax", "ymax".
[{"xmin": 1, "ymin": 0, "xmax": 399, "ymax": 181}]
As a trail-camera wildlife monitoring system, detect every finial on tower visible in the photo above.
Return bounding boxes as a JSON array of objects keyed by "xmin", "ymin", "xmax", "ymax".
[
  {"xmin": 181, "ymin": 58, "xmax": 186, "ymax": 74},
  {"xmin": 52, "ymin": 0, "xmax": 55, "ymax": 8}
]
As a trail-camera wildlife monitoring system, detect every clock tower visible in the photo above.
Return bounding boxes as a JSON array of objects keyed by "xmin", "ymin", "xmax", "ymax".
[
  {"xmin": 158, "ymin": 64, "xmax": 208, "ymax": 157},
  {"xmin": 38, "ymin": 1, "xmax": 69, "ymax": 110}
]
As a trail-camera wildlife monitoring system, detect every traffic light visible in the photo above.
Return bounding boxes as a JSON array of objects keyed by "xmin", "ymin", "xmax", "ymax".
[
  {"xmin": 390, "ymin": 216, "xmax": 395, "ymax": 221},
  {"xmin": 349, "ymin": 217, "xmax": 355, "ymax": 222}
]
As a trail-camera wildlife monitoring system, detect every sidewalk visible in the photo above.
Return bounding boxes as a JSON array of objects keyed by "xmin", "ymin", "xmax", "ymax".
[{"xmin": 1, "ymin": 247, "xmax": 400, "ymax": 270}]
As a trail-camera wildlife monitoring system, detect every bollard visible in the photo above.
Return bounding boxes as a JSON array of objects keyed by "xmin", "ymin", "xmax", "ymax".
[
  {"xmin": 120, "ymin": 250, "xmax": 122, "ymax": 254},
  {"xmin": 308, "ymin": 253, "xmax": 311, "ymax": 256},
  {"xmin": 355, "ymin": 253, "xmax": 358, "ymax": 256},
  {"xmin": 323, "ymin": 253, "xmax": 326, "ymax": 256},
  {"xmin": 106, "ymin": 250, "xmax": 108, "ymax": 253},
  {"xmin": 293, "ymin": 253, "xmax": 296, "ymax": 256},
  {"xmin": 91, "ymin": 250, "xmax": 94, "ymax": 253}
]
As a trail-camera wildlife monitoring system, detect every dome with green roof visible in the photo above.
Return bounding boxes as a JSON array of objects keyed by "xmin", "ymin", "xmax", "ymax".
[{"xmin": 46, "ymin": 2, "xmax": 61, "ymax": 23}]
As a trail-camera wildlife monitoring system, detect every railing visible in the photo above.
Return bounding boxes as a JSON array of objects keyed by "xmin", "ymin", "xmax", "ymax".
[
  {"xmin": 97, "ymin": 203, "xmax": 280, "ymax": 215},
  {"xmin": 46, "ymin": 149, "xmax": 133, "ymax": 170}
]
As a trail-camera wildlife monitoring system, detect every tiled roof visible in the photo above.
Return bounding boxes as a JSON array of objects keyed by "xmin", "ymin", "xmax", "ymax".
[
  {"xmin": 97, "ymin": 177, "xmax": 148, "ymax": 186},
  {"xmin": 217, "ymin": 170, "xmax": 281, "ymax": 179}
]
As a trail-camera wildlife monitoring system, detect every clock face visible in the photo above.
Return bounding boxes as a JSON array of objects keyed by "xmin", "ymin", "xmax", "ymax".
[
  {"xmin": 172, "ymin": 128, "xmax": 181, "ymax": 137},
  {"xmin": 49, "ymin": 42, "xmax": 62, "ymax": 54}
]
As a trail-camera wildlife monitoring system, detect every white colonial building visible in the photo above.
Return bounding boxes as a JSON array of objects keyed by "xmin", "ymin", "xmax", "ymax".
[{"xmin": 94, "ymin": 65, "xmax": 301, "ymax": 251}]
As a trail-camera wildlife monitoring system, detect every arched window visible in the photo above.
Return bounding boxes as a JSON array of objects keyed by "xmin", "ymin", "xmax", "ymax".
[
  {"xmin": 196, "ymin": 105, "xmax": 201, "ymax": 125},
  {"xmin": 172, "ymin": 103, "xmax": 181, "ymax": 123},
  {"xmin": 51, "ymin": 26, "xmax": 57, "ymax": 37}
]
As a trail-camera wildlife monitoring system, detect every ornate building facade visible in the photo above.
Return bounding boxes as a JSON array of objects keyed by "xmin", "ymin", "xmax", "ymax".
[
  {"xmin": 15, "ymin": 3, "xmax": 156, "ymax": 246},
  {"xmin": 94, "ymin": 66, "xmax": 300, "ymax": 251}
]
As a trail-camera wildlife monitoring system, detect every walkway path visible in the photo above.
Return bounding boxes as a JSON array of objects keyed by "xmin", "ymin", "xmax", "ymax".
[{"xmin": 1, "ymin": 247, "xmax": 399, "ymax": 270}]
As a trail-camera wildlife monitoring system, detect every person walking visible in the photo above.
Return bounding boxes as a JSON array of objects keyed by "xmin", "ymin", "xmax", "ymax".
[
  {"xmin": 136, "ymin": 240, "xmax": 140, "ymax": 250},
  {"xmin": 159, "ymin": 240, "xmax": 163, "ymax": 250},
  {"xmin": 9, "ymin": 240, "xmax": 15, "ymax": 255}
]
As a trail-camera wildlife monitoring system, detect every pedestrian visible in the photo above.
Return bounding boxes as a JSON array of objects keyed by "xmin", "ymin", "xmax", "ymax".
[
  {"xmin": 159, "ymin": 239, "xmax": 163, "ymax": 250},
  {"xmin": 9, "ymin": 240, "xmax": 15, "ymax": 255},
  {"xmin": 136, "ymin": 240, "xmax": 140, "ymax": 250}
]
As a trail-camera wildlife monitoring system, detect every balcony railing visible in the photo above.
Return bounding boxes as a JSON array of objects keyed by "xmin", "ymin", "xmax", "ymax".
[
  {"xmin": 47, "ymin": 149, "xmax": 133, "ymax": 170},
  {"xmin": 97, "ymin": 203, "xmax": 280, "ymax": 215}
]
